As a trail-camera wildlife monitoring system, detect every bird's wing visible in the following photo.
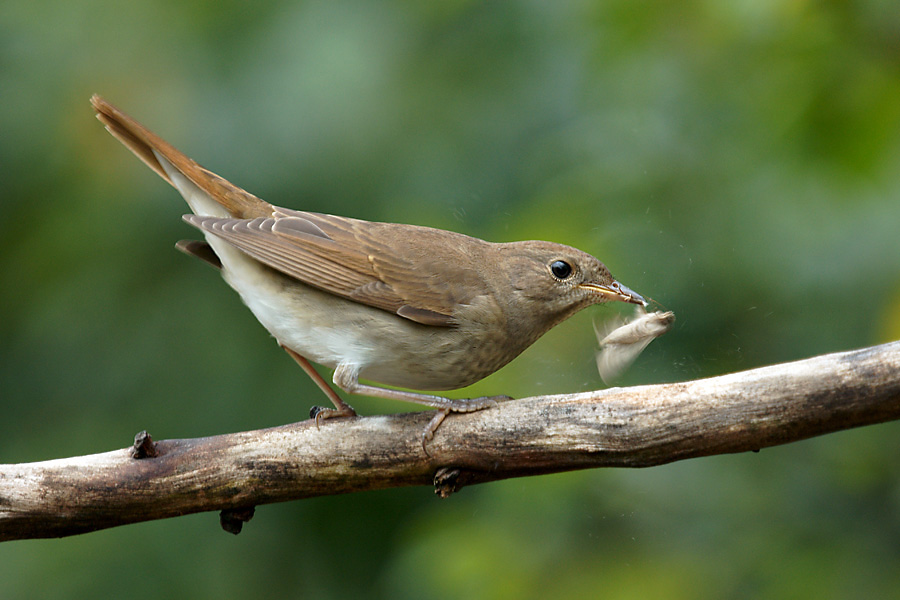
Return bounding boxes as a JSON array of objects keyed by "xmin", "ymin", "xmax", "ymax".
[{"xmin": 184, "ymin": 209, "xmax": 488, "ymax": 327}]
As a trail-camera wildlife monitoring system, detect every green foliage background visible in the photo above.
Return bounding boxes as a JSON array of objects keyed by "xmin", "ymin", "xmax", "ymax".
[{"xmin": 2, "ymin": 1, "xmax": 900, "ymax": 597}]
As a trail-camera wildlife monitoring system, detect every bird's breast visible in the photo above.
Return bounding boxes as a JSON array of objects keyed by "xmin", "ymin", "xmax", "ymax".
[{"xmin": 220, "ymin": 255, "xmax": 529, "ymax": 391}]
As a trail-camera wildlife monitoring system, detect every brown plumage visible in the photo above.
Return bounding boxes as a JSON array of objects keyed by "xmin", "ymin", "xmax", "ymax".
[{"xmin": 91, "ymin": 95, "xmax": 646, "ymax": 445}]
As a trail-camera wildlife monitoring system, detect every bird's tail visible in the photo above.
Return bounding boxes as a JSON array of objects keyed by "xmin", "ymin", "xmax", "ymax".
[{"xmin": 91, "ymin": 95, "xmax": 272, "ymax": 219}]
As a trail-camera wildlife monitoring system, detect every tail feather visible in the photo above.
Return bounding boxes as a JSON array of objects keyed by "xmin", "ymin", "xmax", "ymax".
[{"xmin": 91, "ymin": 95, "xmax": 273, "ymax": 219}]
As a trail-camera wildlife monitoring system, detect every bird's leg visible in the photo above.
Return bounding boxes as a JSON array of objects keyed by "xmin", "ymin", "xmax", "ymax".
[
  {"xmin": 332, "ymin": 363, "xmax": 506, "ymax": 451},
  {"xmin": 422, "ymin": 409, "xmax": 452, "ymax": 454},
  {"xmin": 332, "ymin": 363, "xmax": 504, "ymax": 412},
  {"xmin": 281, "ymin": 345, "xmax": 356, "ymax": 424}
]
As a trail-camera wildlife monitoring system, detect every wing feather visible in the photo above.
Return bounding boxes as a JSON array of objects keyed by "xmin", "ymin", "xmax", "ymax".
[{"xmin": 182, "ymin": 211, "xmax": 488, "ymax": 327}]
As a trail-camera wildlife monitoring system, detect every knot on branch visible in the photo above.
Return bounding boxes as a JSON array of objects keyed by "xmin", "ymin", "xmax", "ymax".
[
  {"xmin": 130, "ymin": 431, "xmax": 158, "ymax": 459},
  {"xmin": 220, "ymin": 507, "xmax": 256, "ymax": 535}
]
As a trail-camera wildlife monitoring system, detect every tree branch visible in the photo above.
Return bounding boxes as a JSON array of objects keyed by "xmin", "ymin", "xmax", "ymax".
[{"xmin": 2, "ymin": 341, "xmax": 899, "ymax": 542}]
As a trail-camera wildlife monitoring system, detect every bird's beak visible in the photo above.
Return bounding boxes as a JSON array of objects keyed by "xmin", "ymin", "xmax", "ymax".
[{"xmin": 580, "ymin": 280, "xmax": 647, "ymax": 306}]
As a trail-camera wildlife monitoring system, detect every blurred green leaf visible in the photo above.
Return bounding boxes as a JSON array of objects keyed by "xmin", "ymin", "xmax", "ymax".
[{"xmin": 2, "ymin": 0, "xmax": 899, "ymax": 598}]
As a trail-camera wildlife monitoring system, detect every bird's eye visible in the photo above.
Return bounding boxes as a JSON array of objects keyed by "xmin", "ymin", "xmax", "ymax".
[{"xmin": 550, "ymin": 260, "xmax": 573, "ymax": 280}]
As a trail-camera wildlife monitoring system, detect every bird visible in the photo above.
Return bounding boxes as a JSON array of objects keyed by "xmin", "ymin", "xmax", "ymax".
[{"xmin": 91, "ymin": 95, "xmax": 646, "ymax": 445}]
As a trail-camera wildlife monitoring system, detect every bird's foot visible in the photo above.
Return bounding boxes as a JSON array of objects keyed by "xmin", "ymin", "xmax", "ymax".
[
  {"xmin": 421, "ymin": 395, "xmax": 510, "ymax": 455},
  {"xmin": 309, "ymin": 404, "xmax": 357, "ymax": 427}
]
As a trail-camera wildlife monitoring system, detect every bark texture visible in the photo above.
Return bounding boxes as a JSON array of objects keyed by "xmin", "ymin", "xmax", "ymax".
[{"xmin": 2, "ymin": 341, "xmax": 899, "ymax": 541}]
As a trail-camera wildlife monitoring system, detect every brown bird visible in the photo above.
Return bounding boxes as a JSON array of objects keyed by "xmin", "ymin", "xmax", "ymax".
[{"xmin": 91, "ymin": 95, "xmax": 646, "ymax": 444}]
